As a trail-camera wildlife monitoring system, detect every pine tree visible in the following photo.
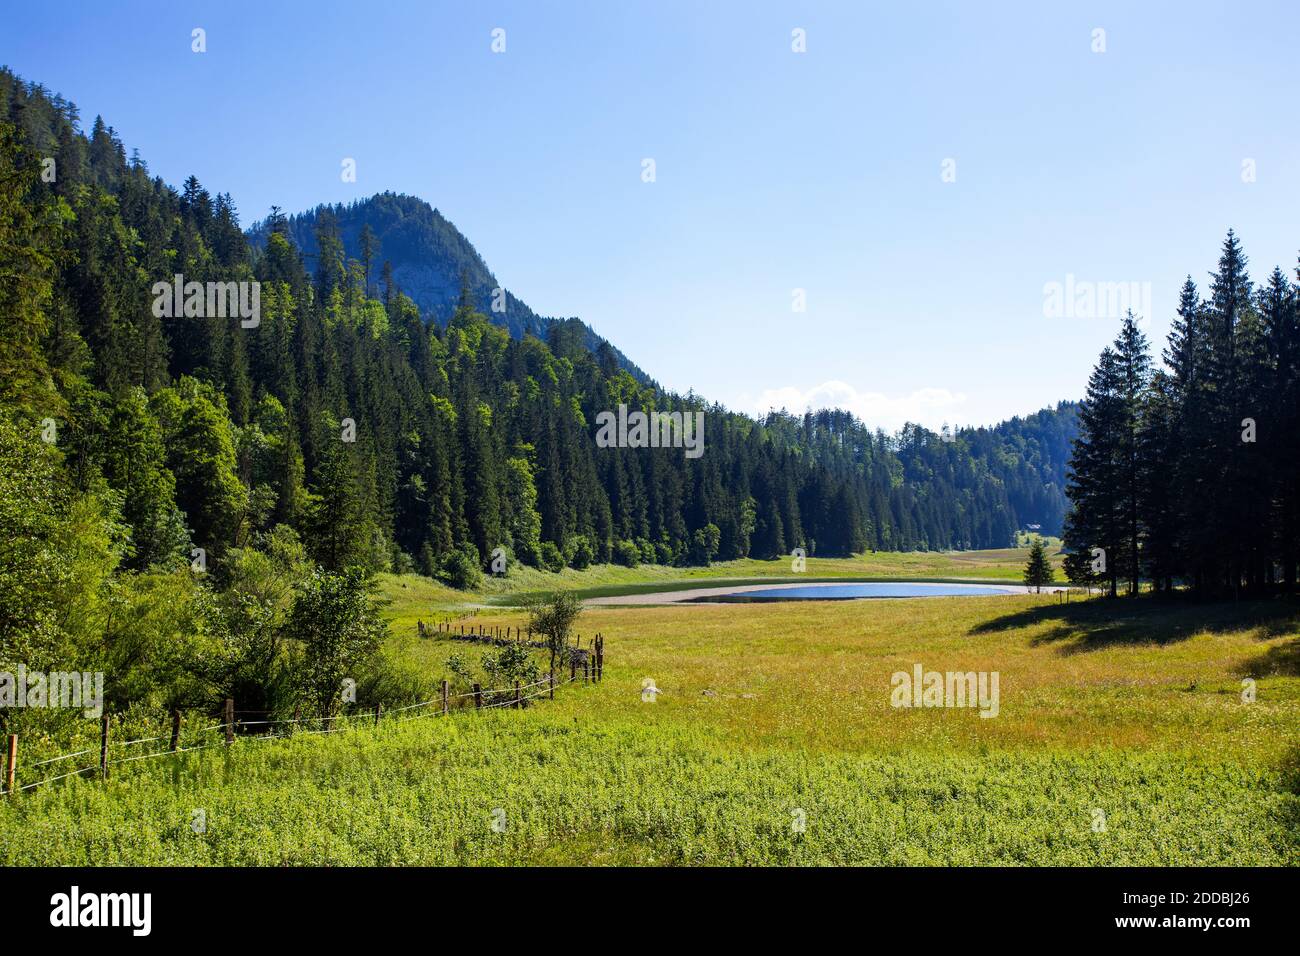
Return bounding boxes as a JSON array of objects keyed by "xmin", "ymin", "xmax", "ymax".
[
  {"xmin": 358, "ymin": 223, "xmax": 377, "ymax": 297},
  {"xmin": 1023, "ymin": 537, "xmax": 1054, "ymax": 592},
  {"xmin": 1201, "ymin": 231, "xmax": 1252, "ymax": 593},
  {"xmin": 1113, "ymin": 312, "xmax": 1152, "ymax": 595},
  {"xmin": 1064, "ymin": 347, "xmax": 1125, "ymax": 596},
  {"xmin": 1258, "ymin": 266, "xmax": 1298, "ymax": 588},
  {"xmin": 301, "ymin": 431, "xmax": 369, "ymax": 572}
]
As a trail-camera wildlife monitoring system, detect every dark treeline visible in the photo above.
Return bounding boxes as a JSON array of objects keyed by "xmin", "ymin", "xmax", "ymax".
[
  {"xmin": 0, "ymin": 68, "xmax": 1075, "ymax": 592},
  {"xmin": 1064, "ymin": 231, "xmax": 1300, "ymax": 597}
]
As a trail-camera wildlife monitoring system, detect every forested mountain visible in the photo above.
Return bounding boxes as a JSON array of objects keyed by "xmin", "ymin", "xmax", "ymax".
[
  {"xmin": 0, "ymin": 66, "xmax": 1075, "ymax": 601},
  {"xmin": 1064, "ymin": 232, "xmax": 1300, "ymax": 597},
  {"xmin": 246, "ymin": 193, "xmax": 649, "ymax": 381}
]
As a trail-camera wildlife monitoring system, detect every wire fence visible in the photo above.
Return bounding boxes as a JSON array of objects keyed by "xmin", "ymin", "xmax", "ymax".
[{"xmin": 0, "ymin": 669, "xmax": 591, "ymax": 798}]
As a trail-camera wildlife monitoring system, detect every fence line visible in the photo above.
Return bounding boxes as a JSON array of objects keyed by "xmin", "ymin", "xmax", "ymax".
[
  {"xmin": 482, "ymin": 678, "xmax": 574, "ymax": 710},
  {"xmin": 29, "ymin": 747, "xmax": 99, "ymax": 769},
  {"xmin": 1, "ymin": 663, "xmax": 598, "ymax": 798}
]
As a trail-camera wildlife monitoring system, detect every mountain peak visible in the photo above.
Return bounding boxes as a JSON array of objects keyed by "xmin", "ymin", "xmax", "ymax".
[{"xmin": 248, "ymin": 192, "xmax": 647, "ymax": 381}]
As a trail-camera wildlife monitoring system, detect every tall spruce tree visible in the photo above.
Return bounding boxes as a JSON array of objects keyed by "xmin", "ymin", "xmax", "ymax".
[
  {"xmin": 1260, "ymin": 265, "xmax": 1300, "ymax": 586},
  {"xmin": 1064, "ymin": 347, "xmax": 1126, "ymax": 596},
  {"xmin": 1113, "ymin": 312, "xmax": 1152, "ymax": 595},
  {"xmin": 1206, "ymin": 230, "xmax": 1254, "ymax": 594}
]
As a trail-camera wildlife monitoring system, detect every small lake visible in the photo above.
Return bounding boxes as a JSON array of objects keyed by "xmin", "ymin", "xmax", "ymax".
[{"xmin": 690, "ymin": 582, "xmax": 1019, "ymax": 602}]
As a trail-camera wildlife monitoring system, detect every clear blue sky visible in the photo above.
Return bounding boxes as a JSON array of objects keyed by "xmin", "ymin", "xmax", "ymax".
[{"xmin": 5, "ymin": 1, "xmax": 1299, "ymax": 430}]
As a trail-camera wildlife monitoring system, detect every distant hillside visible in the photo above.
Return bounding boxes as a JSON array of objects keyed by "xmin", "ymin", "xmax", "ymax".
[
  {"xmin": 248, "ymin": 193, "xmax": 649, "ymax": 382},
  {"xmin": 965, "ymin": 401, "xmax": 1079, "ymax": 536}
]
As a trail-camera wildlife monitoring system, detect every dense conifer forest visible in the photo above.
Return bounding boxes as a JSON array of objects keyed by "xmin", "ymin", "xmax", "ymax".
[{"xmin": 1064, "ymin": 232, "xmax": 1300, "ymax": 597}]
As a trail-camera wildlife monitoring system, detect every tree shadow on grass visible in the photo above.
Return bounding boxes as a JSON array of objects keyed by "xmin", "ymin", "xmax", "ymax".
[
  {"xmin": 968, "ymin": 595, "xmax": 1300, "ymax": 656},
  {"xmin": 1234, "ymin": 635, "xmax": 1300, "ymax": 677}
]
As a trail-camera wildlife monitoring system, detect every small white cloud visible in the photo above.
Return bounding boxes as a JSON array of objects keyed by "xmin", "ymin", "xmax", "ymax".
[{"xmin": 739, "ymin": 380, "xmax": 967, "ymax": 432}]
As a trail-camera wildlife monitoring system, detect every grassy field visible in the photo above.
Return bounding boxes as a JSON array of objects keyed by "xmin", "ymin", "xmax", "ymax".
[{"xmin": 2, "ymin": 546, "xmax": 1296, "ymax": 866}]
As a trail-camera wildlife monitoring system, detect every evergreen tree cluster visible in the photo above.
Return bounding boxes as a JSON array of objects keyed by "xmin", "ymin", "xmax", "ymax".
[{"xmin": 1064, "ymin": 231, "xmax": 1300, "ymax": 597}]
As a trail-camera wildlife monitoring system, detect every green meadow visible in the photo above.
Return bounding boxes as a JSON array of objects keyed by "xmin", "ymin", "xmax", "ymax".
[{"xmin": 2, "ymin": 547, "xmax": 1297, "ymax": 866}]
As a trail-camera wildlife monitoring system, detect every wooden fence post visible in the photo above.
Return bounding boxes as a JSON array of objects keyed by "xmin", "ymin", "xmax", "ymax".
[
  {"xmin": 441, "ymin": 679, "xmax": 449, "ymax": 715},
  {"xmin": 583, "ymin": 659, "xmax": 590, "ymax": 683},
  {"xmin": 224, "ymin": 698, "xmax": 235, "ymax": 746},
  {"xmin": 170, "ymin": 710, "xmax": 181, "ymax": 752},
  {"xmin": 570, "ymin": 656, "xmax": 577, "ymax": 682},
  {"xmin": 514, "ymin": 682, "xmax": 521, "ymax": 709},
  {"xmin": 99, "ymin": 715, "xmax": 110, "ymax": 780},
  {"xmin": 5, "ymin": 734, "xmax": 16, "ymax": 795},
  {"xmin": 473, "ymin": 683, "xmax": 482, "ymax": 709},
  {"xmin": 375, "ymin": 703, "xmax": 383, "ymax": 725}
]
